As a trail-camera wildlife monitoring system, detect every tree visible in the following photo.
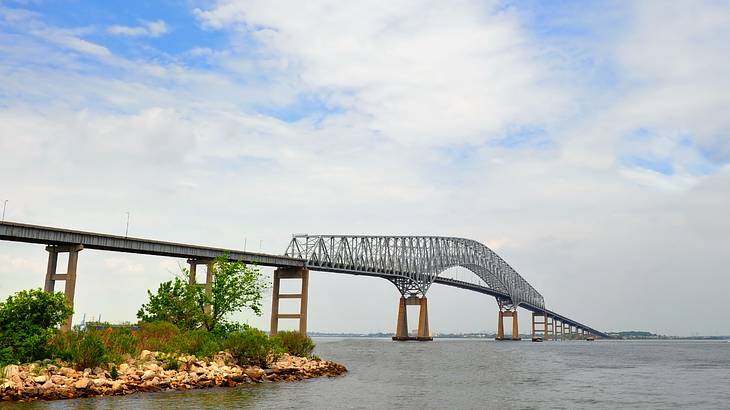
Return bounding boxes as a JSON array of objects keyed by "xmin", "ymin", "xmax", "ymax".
[
  {"xmin": 136, "ymin": 278, "xmax": 205, "ymax": 331},
  {"xmin": 137, "ymin": 255, "xmax": 267, "ymax": 331},
  {"xmin": 0, "ymin": 289, "xmax": 73, "ymax": 366}
]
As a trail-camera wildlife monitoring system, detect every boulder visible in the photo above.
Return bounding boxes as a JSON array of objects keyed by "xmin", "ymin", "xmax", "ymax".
[
  {"xmin": 33, "ymin": 375, "xmax": 48, "ymax": 383},
  {"xmin": 140, "ymin": 350, "xmax": 154, "ymax": 361},
  {"xmin": 118, "ymin": 363, "xmax": 130, "ymax": 374},
  {"xmin": 141, "ymin": 370, "xmax": 156, "ymax": 381},
  {"xmin": 50, "ymin": 375, "xmax": 65, "ymax": 384},
  {"xmin": 74, "ymin": 378, "xmax": 91, "ymax": 389},
  {"xmin": 59, "ymin": 367, "xmax": 75, "ymax": 377}
]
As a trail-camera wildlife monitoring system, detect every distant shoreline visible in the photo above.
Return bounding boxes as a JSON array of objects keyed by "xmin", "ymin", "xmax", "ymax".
[{"xmin": 309, "ymin": 332, "xmax": 730, "ymax": 341}]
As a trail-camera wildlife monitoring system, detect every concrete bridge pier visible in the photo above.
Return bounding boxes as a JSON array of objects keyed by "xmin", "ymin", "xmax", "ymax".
[
  {"xmin": 392, "ymin": 295, "xmax": 431, "ymax": 341},
  {"xmin": 44, "ymin": 244, "xmax": 83, "ymax": 331},
  {"xmin": 188, "ymin": 258, "xmax": 214, "ymax": 315},
  {"xmin": 269, "ymin": 267, "xmax": 309, "ymax": 335},
  {"xmin": 531, "ymin": 312, "xmax": 547, "ymax": 341},
  {"xmin": 496, "ymin": 309, "xmax": 520, "ymax": 341}
]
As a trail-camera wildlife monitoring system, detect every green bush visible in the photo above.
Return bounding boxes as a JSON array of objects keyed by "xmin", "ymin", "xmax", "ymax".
[
  {"xmin": 273, "ymin": 331, "xmax": 316, "ymax": 358},
  {"xmin": 73, "ymin": 331, "xmax": 107, "ymax": 369},
  {"xmin": 0, "ymin": 289, "xmax": 72, "ymax": 366},
  {"xmin": 110, "ymin": 365, "xmax": 118, "ymax": 380},
  {"xmin": 224, "ymin": 328, "xmax": 282, "ymax": 368},
  {"xmin": 99, "ymin": 327, "xmax": 139, "ymax": 363},
  {"xmin": 164, "ymin": 329, "xmax": 221, "ymax": 358},
  {"xmin": 136, "ymin": 321, "xmax": 180, "ymax": 352}
]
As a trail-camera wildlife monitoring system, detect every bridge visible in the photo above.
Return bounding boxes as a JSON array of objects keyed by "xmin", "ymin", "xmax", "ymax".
[{"xmin": 0, "ymin": 221, "xmax": 609, "ymax": 340}]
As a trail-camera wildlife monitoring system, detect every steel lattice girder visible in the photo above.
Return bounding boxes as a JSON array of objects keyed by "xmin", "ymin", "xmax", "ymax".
[{"xmin": 284, "ymin": 235, "xmax": 545, "ymax": 309}]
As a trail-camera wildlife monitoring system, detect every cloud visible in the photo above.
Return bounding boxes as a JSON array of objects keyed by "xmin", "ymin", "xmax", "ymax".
[
  {"xmin": 195, "ymin": 0, "xmax": 572, "ymax": 146},
  {"xmin": 107, "ymin": 20, "xmax": 168, "ymax": 38},
  {"xmin": 0, "ymin": 1, "xmax": 729, "ymax": 335}
]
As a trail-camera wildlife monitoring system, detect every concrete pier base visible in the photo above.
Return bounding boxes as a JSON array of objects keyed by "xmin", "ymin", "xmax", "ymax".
[
  {"xmin": 188, "ymin": 258, "xmax": 215, "ymax": 315},
  {"xmin": 531, "ymin": 312, "xmax": 547, "ymax": 342},
  {"xmin": 44, "ymin": 244, "xmax": 83, "ymax": 331},
  {"xmin": 270, "ymin": 267, "xmax": 309, "ymax": 335},
  {"xmin": 496, "ymin": 309, "xmax": 521, "ymax": 341},
  {"xmin": 392, "ymin": 295, "xmax": 432, "ymax": 341}
]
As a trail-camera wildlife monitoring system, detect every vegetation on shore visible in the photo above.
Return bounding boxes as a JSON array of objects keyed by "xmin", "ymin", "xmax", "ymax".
[{"xmin": 0, "ymin": 256, "xmax": 316, "ymax": 375}]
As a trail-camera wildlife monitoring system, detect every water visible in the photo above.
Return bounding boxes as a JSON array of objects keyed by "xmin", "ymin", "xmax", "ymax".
[{"xmin": 9, "ymin": 338, "xmax": 730, "ymax": 409}]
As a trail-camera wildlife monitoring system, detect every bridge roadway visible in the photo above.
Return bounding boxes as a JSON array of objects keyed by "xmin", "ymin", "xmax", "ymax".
[{"xmin": 0, "ymin": 221, "xmax": 609, "ymax": 339}]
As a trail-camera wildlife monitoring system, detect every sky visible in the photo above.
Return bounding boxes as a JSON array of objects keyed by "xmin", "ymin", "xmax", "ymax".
[{"xmin": 1, "ymin": 0, "xmax": 729, "ymax": 336}]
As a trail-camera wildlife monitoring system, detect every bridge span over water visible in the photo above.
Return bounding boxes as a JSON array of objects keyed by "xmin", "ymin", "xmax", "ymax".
[{"xmin": 0, "ymin": 221, "xmax": 609, "ymax": 340}]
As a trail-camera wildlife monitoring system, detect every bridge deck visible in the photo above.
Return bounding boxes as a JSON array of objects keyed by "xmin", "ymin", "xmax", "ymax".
[
  {"xmin": 0, "ymin": 221, "xmax": 304, "ymax": 268},
  {"xmin": 0, "ymin": 221, "xmax": 609, "ymax": 338}
]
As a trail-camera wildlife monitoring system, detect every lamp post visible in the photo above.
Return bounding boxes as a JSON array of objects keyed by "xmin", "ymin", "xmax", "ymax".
[
  {"xmin": 1, "ymin": 200, "xmax": 7, "ymax": 222},
  {"xmin": 125, "ymin": 212, "xmax": 130, "ymax": 237}
]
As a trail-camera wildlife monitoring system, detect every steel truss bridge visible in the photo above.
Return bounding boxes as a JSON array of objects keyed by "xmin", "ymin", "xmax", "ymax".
[{"xmin": 0, "ymin": 221, "xmax": 609, "ymax": 339}]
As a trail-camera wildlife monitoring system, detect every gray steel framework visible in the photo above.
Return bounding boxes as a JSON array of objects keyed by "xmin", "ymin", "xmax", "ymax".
[{"xmin": 284, "ymin": 235, "xmax": 545, "ymax": 309}]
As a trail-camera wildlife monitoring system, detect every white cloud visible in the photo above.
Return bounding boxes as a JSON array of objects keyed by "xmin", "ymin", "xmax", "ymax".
[
  {"xmin": 195, "ymin": 0, "xmax": 572, "ymax": 146},
  {"xmin": 107, "ymin": 20, "xmax": 168, "ymax": 38},
  {"xmin": 0, "ymin": 1, "xmax": 729, "ymax": 335}
]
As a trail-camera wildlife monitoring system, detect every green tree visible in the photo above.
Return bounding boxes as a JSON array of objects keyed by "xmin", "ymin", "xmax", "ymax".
[
  {"xmin": 137, "ymin": 278, "xmax": 204, "ymax": 330},
  {"xmin": 137, "ymin": 255, "xmax": 267, "ymax": 332},
  {"xmin": 0, "ymin": 289, "xmax": 73, "ymax": 366},
  {"xmin": 205, "ymin": 256, "xmax": 266, "ymax": 331}
]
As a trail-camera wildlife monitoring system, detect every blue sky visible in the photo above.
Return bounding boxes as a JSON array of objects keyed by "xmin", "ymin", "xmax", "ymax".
[{"xmin": 1, "ymin": 0, "xmax": 729, "ymax": 335}]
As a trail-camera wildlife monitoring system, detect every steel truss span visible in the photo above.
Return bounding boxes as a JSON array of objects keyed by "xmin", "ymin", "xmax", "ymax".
[{"xmin": 284, "ymin": 235, "xmax": 545, "ymax": 309}]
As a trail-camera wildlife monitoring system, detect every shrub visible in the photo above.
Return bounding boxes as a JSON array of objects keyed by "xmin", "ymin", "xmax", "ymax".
[
  {"xmin": 110, "ymin": 365, "xmax": 118, "ymax": 380},
  {"xmin": 73, "ymin": 331, "xmax": 106, "ymax": 369},
  {"xmin": 224, "ymin": 328, "xmax": 282, "ymax": 368},
  {"xmin": 273, "ymin": 331, "xmax": 316, "ymax": 358},
  {"xmin": 96, "ymin": 327, "xmax": 139, "ymax": 363},
  {"xmin": 136, "ymin": 321, "xmax": 180, "ymax": 352},
  {"xmin": 164, "ymin": 329, "xmax": 221, "ymax": 358},
  {"xmin": 0, "ymin": 289, "xmax": 72, "ymax": 366}
]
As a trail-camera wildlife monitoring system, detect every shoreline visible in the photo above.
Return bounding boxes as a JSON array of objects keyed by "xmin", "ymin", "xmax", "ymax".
[{"xmin": 1, "ymin": 351, "xmax": 347, "ymax": 402}]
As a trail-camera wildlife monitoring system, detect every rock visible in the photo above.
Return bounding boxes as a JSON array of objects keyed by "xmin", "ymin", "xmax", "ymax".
[
  {"xmin": 118, "ymin": 363, "xmax": 129, "ymax": 373},
  {"xmin": 74, "ymin": 378, "xmax": 91, "ymax": 389},
  {"xmin": 141, "ymin": 370, "xmax": 156, "ymax": 381},
  {"xmin": 140, "ymin": 350, "xmax": 154, "ymax": 361},
  {"xmin": 144, "ymin": 363, "xmax": 160, "ymax": 372},
  {"xmin": 59, "ymin": 367, "xmax": 75, "ymax": 377},
  {"xmin": 111, "ymin": 380, "xmax": 124, "ymax": 391},
  {"xmin": 92, "ymin": 378, "xmax": 108, "ymax": 387},
  {"xmin": 93, "ymin": 367, "xmax": 105, "ymax": 375},
  {"xmin": 33, "ymin": 375, "xmax": 48, "ymax": 383},
  {"xmin": 50, "ymin": 375, "xmax": 65, "ymax": 384}
]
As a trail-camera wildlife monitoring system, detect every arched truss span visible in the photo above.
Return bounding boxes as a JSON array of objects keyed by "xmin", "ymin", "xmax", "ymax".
[{"xmin": 284, "ymin": 235, "xmax": 544, "ymax": 309}]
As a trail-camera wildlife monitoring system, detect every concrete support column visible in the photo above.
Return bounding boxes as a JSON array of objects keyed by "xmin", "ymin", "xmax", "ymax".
[
  {"xmin": 496, "ymin": 310, "xmax": 520, "ymax": 341},
  {"xmin": 188, "ymin": 262, "xmax": 197, "ymax": 285},
  {"xmin": 204, "ymin": 261, "xmax": 214, "ymax": 316},
  {"xmin": 44, "ymin": 244, "xmax": 83, "ymax": 331},
  {"xmin": 299, "ymin": 269, "xmax": 309, "ymax": 334},
  {"xmin": 417, "ymin": 297, "xmax": 430, "ymax": 341},
  {"xmin": 392, "ymin": 295, "xmax": 431, "ymax": 341},
  {"xmin": 44, "ymin": 248, "xmax": 59, "ymax": 292},
  {"xmin": 394, "ymin": 296, "xmax": 408, "ymax": 340},
  {"xmin": 532, "ymin": 312, "xmax": 547, "ymax": 342},
  {"xmin": 269, "ymin": 267, "xmax": 309, "ymax": 335}
]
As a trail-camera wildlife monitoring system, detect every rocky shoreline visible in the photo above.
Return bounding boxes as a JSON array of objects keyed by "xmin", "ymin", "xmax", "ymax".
[{"xmin": 1, "ymin": 351, "xmax": 347, "ymax": 402}]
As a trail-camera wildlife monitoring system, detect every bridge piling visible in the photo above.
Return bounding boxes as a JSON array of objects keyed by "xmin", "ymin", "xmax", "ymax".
[
  {"xmin": 496, "ymin": 309, "xmax": 520, "ymax": 341},
  {"xmin": 188, "ymin": 259, "xmax": 215, "ymax": 315},
  {"xmin": 394, "ymin": 296, "xmax": 408, "ymax": 340},
  {"xmin": 392, "ymin": 295, "xmax": 431, "ymax": 341},
  {"xmin": 269, "ymin": 267, "xmax": 309, "ymax": 335},
  {"xmin": 44, "ymin": 244, "xmax": 83, "ymax": 331},
  {"xmin": 531, "ymin": 312, "xmax": 547, "ymax": 341}
]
